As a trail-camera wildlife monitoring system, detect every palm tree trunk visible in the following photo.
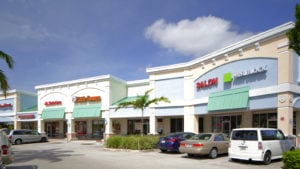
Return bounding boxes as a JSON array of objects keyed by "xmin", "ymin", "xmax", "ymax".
[{"xmin": 141, "ymin": 109, "xmax": 144, "ymax": 136}]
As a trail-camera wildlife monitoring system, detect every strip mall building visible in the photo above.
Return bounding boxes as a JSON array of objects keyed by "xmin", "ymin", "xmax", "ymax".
[{"xmin": 33, "ymin": 22, "xmax": 300, "ymax": 140}]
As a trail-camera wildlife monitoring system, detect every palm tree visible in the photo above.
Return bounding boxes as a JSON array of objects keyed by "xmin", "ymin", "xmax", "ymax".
[
  {"xmin": 115, "ymin": 89, "xmax": 170, "ymax": 136},
  {"xmin": 287, "ymin": 4, "xmax": 300, "ymax": 55},
  {"xmin": 0, "ymin": 51, "xmax": 14, "ymax": 97}
]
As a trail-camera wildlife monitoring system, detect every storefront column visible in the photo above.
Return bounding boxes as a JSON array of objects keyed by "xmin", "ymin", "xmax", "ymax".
[
  {"xmin": 242, "ymin": 111, "xmax": 252, "ymax": 128},
  {"xmin": 278, "ymin": 93, "xmax": 294, "ymax": 135},
  {"xmin": 184, "ymin": 106, "xmax": 197, "ymax": 133},
  {"xmin": 149, "ymin": 114, "xmax": 157, "ymax": 135},
  {"xmin": 38, "ymin": 119, "xmax": 45, "ymax": 134},
  {"xmin": 104, "ymin": 117, "xmax": 113, "ymax": 140},
  {"xmin": 278, "ymin": 106, "xmax": 293, "ymax": 135},
  {"xmin": 203, "ymin": 115, "xmax": 211, "ymax": 132}
]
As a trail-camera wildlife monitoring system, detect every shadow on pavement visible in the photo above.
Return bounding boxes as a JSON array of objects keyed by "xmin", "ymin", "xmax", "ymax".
[{"xmin": 6, "ymin": 165, "xmax": 38, "ymax": 169}]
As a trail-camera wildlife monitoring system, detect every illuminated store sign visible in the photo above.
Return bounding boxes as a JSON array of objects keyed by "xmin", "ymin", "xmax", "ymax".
[
  {"xmin": 196, "ymin": 77, "xmax": 218, "ymax": 90},
  {"xmin": 18, "ymin": 114, "xmax": 35, "ymax": 119},
  {"xmin": 44, "ymin": 101, "xmax": 62, "ymax": 106},
  {"xmin": 234, "ymin": 65, "xmax": 268, "ymax": 78},
  {"xmin": 0, "ymin": 103, "xmax": 12, "ymax": 108},
  {"xmin": 73, "ymin": 96, "xmax": 101, "ymax": 103}
]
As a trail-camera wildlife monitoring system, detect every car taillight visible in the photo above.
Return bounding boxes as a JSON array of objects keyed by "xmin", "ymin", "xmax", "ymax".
[
  {"xmin": 167, "ymin": 138, "xmax": 177, "ymax": 143},
  {"xmin": 2, "ymin": 145, "xmax": 8, "ymax": 155},
  {"xmin": 180, "ymin": 143, "xmax": 186, "ymax": 147},
  {"xmin": 258, "ymin": 142, "xmax": 263, "ymax": 150},
  {"xmin": 192, "ymin": 143, "xmax": 204, "ymax": 147}
]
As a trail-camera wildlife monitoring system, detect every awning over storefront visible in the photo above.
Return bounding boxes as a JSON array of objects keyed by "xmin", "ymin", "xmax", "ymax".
[
  {"xmin": 207, "ymin": 86, "xmax": 250, "ymax": 111},
  {"xmin": 73, "ymin": 104, "xmax": 101, "ymax": 118},
  {"xmin": 0, "ymin": 117, "xmax": 14, "ymax": 123},
  {"xmin": 41, "ymin": 107, "xmax": 65, "ymax": 120}
]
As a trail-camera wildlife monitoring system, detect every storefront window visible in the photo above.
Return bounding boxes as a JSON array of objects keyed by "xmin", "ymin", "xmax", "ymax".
[
  {"xmin": 92, "ymin": 120, "xmax": 104, "ymax": 139},
  {"xmin": 75, "ymin": 121, "xmax": 87, "ymax": 137},
  {"xmin": 21, "ymin": 122, "xmax": 36, "ymax": 130},
  {"xmin": 211, "ymin": 115, "xmax": 242, "ymax": 135},
  {"xmin": 171, "ymin": 118, "xmax": 183, "ymax": 133},
  {"xmin": 45, "ymin": 122, "xmax": 60, "ymax": 137},
  {"xmin": 253, "ymin": 112, "xmax": 277, "ymax": 128}
]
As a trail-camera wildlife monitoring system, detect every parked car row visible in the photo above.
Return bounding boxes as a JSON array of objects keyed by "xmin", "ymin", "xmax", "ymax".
[{"xmin": 157, "ymin": 128, "xmax": 296, "ymax": 165}]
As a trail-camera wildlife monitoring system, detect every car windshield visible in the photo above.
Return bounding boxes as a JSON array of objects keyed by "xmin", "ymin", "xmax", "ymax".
[{"xmin": 191, "ymin": 134, "xmax": 212, "ymax": 140}]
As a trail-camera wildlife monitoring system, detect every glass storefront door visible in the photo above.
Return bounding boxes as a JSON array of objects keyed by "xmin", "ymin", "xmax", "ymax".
[
  {"xmin": 212, "ymin": 114, "xmax": 242, "ymax": 135},
  {"xmin": 45, "ymin": 122, "xmax": 59, "ymax": 137}
]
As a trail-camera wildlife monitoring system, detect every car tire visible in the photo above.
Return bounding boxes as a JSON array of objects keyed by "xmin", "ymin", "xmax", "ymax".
[
  {"xmin": 209, "ymin": 148, "xmax": 218, "ymax": 159},
  {"xmin": 263, "ymin": 151, "xmax": 271, "ymax": 165},
  {"xmin": 187, "ymin": 154, "xmax": 194, "ymax": 157},
  {"xmin": 41, "ymin": 137, "xmax": 47, "ymax": 142},
  {"xmin": 15, "ymin": 139, "xmax": 22, "ymax": 145},
  {"xmin": 160, "ymin": 149, "xmax": 167, "ymax": 153}
]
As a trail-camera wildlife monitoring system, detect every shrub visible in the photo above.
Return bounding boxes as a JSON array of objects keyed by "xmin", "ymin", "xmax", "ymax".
[
  {"xmin": 283, "ymin": 150, "xmax": 300, "ymax": 169},
  {"xmin": 105, "ymin": 135, "xmax": 159, "ymax": 150}
]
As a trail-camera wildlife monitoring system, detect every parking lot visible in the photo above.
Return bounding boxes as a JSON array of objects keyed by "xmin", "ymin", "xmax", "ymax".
[{"xmin": 4, "ymin": 140, "xmax": 283, "ymax": 169}]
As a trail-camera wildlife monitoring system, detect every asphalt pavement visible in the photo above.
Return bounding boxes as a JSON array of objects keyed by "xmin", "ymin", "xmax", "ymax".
[{"xmin": 3, "ymin": 139, "xmax": 284, "ymax": 169}]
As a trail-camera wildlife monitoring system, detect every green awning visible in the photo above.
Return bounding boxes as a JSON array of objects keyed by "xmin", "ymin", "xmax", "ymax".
[
  {"xmin": 41, "ymin": 107, "xmax": 65, "ymax": 120},
  {"xmin": 73, "ymin": 104, "xmax": 101, "ymax": 118},
  {"xmin": 207, "ymin": 87, "xmax": 250, "ymax": 111}
]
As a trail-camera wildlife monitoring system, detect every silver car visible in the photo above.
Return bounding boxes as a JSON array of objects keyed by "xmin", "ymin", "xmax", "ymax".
[{"xmin": 8, "ymin": 129, "xmax": 48, "ymax": 145}]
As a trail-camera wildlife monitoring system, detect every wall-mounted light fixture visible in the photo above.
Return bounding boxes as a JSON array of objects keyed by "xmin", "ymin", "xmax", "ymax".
[
  {"xmin": 255, "ymin": 42, "xmax": 260, "ymax": 51},
  {"xmin": 224, "ymin": 54, "xmax": 229, "ymax": 61},
  {"xmin": 211, "ymin": 58, "xmax": 216, "ymax": 65},
  {"xmin": 201, "ymin": 62, "xmax": 205, "ymax": 69},
  {"xmin": 238, "ymin": 48, "xmax": 243, "ymax": 56}
]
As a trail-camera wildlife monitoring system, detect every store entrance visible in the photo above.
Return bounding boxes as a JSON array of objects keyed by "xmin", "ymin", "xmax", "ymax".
[
  {"xmin": 45, "ymin": 122, "xmax": 59, "ymax": 138},
  {"xmin": 212, "ymin": 114, "xmax": 242, "ymax": 135}
]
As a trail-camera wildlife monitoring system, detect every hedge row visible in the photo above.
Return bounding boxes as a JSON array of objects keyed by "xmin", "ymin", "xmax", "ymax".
[
  {"xmin": 105, "ymin": 135, "xmax": 160, "ymax": 150},
  {"xmin": 283, "ymin": 150, "xmax": 300, "ymax": 169}
]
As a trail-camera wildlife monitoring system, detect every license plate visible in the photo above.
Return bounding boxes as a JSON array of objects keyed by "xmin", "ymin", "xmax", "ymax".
[
  {"xmin": 186, "ymin": 144, "xmax": 192, "ymax": 148},
  {"xmin": 161, "ymin": 140, "xmax": 166, "ymax": 143}
]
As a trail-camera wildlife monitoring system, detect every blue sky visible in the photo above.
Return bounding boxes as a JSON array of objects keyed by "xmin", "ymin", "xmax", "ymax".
[{"xmin": 0, "ymin": 0, "xmax": 299, "ymax": 92}]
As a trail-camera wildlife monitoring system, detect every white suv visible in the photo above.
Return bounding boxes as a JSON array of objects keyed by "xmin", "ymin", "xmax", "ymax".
[{"xmin": 228, "ymin": 128, "xmax": 295, "ymax": 164}]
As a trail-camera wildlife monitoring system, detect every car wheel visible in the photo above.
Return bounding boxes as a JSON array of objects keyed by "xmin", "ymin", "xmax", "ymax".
[
  {"xmin": 209, "ymin": 148, "xmax": 218, "ymax": 159},
  {"xmin": 160, "ymin": 149, "xmax": 167, "ymax": 153},
  {"xmin": 263, "ymin": 151, "xmax": 271, "ymax": 165},
  {"xmin": 41, "ymin": 137, "xmax": 47, "ymax": 142},
  {"xmin": 15, "ymin": 139, "xmax": 22, "ymax": 145},
  {"xmin": 187, "ymin": 154, "xmax": 194, "ymax": 157}
]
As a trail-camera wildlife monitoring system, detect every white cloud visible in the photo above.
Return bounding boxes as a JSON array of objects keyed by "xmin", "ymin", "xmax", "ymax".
[{"xmin": 145, "ymin": 16, "xmax": 253, "ymax": 57}]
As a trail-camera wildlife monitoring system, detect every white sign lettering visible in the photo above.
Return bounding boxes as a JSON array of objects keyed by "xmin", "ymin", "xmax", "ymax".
[{"xmin": 234, "ymin": 65, "xmax": 268, "ymax": 78}]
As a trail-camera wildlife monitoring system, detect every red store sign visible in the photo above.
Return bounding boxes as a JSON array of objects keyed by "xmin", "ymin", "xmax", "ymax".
[
  {"xmin": 196, "ymin": 77, "xmax": 218, "ymax": 90},
  {"xmin": 18, "ymin": 114, "xmax": 35, "ymax": 119},
  {"xmin": 44, "ymin": 101, "xmax": 62, "ymax": 106},
  {"xmin": 0, "ymin": 103, "xmax": 12, "ymax": 108}
]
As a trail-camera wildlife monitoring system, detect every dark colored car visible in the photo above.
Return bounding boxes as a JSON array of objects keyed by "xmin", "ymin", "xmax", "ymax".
[{"xmin": 157, "ymin": 132, "xmax": 195, "ymax": 152}]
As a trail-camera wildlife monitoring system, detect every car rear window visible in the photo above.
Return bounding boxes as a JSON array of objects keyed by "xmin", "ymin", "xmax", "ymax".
[
  {"xmin": 192, "ymin": 134, "xmax": 212, "ymax": 140},
  {"xmin": 231, "ymin": 130, "xmax": 258, "ymax": 141}
]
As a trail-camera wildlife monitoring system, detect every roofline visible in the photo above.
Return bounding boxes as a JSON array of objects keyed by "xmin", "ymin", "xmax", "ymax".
[
  {"xmin": 0, "ymin": 89, "xmax": 36, "ymax": 96},
  {"xmin": 35, "ymin": 74, "xmax": 126, "ymax": 90},
  {"xmin": 126, "ymin": 79, "xmax": 149, "ymax": 86},
  {"xmin": 146, "ymin": 21, "xmax": 295, "ymax": 73}
]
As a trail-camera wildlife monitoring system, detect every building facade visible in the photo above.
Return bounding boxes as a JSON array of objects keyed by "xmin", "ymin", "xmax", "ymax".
[
  {"xmin": 21, "ymin": 21, "xmax": 300, "ymax": 140},
  {"xmin": 0, "ymin": 90, "xmax": 37, "ymax": 130},
  {"xmin": 35, "ymin": 75, "xmax": 133, "ymax": 139},
  {"xmin": 145, "ymin": 22, "xmax": 300, "ymax": 136}
]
